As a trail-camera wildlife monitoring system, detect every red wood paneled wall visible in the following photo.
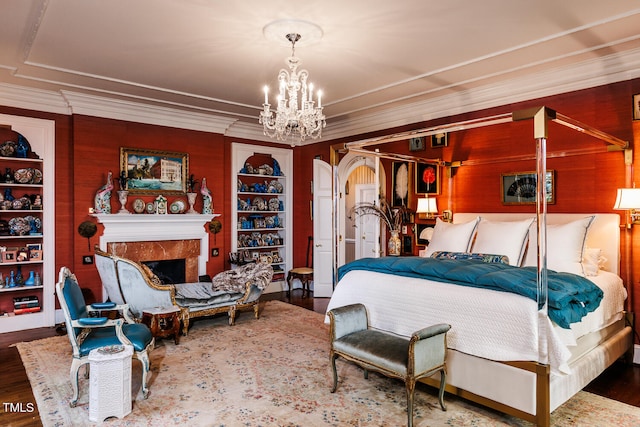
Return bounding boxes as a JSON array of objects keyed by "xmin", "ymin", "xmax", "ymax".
[
  {"xmin": 1, "ymin": 78, "xmax": 640, "ymax": 337},
  {"xmin": 292, "ymin": 79, "xmax": 640, "ymax": 337}
]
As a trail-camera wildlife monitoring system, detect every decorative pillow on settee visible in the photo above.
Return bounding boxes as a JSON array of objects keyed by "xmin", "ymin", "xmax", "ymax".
[{"xmin": 430, "ymin": 251, "xmax": 510, "ymax": 265}]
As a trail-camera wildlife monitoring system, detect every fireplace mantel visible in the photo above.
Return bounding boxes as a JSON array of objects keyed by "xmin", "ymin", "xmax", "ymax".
[{"xmin": 93, "ymin": 213, "xmax": 219, "ymax": 278}]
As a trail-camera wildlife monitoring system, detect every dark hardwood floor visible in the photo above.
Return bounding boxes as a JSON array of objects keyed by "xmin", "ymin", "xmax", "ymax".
[{"xmin": 1, "ymin": 292, "xmax": 638, "ymax": 426}]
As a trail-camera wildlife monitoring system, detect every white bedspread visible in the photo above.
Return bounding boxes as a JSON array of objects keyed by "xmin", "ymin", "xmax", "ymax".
[{"xmin": 325, "ymin": 269, "xmax": 626, "ymax": 374}]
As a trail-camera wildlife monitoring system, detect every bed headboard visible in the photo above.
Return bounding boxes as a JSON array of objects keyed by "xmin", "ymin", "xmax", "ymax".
[{"xmin": 453, "ymin": 213, "xmax": 620, "ymax": 275}]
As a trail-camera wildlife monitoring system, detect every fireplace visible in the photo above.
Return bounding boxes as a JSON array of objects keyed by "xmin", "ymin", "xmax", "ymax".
[
  {"xmin": 109, "ymin": 239, "xmax": 199, "ymax": 282},
  {"xmin": 94, "ymin": 214, "xmax": 217, "ymax": 286},
  {"xmin": 142, "ymin": 259, "xmax": 186, "ymax": 284}
]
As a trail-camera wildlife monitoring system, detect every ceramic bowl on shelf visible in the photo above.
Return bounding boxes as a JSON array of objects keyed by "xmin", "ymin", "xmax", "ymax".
[
  {"xmin": 14, "ymin": 168, "xmax": 34, "ymax": 184},
  {"xmin": 31, "ymin": 169, "xmax": 42, "ymax": 184}
]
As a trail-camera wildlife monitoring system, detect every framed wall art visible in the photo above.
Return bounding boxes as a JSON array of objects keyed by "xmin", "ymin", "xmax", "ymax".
[
  {"xmin": 501, "ymin": 170, "xmax": 555, "ymax": 205},
  {"xmin": 409, "ymin": 137, "xmax": 425, "ymax": 152},
  {"xmin": 416, "ymin": 223, "xmax": 435, "ymax": 246},
  {"xmin": 402, "ymin": 234, "xmax": 413, "ymax": 255},
  {"xmin": 391, "ymin": 161, "xmax": 411, "ymax": 207},
  {"xmin": 415, "ymin": 163, "xmax": 440, "ymax": 195},
  {"xmin": 634, "ymin": 93, "xmax": 640, "ymax": 120},
  {"xmin": 120, "ymin": 147, "xmax": 189, "ymax": 195},
  {"xmin": 431, "ymin": 132, "xmax": 448, "ymax": 148}
]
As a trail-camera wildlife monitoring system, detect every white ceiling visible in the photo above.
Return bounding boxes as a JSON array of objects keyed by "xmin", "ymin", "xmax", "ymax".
[{"xmin": 1, "ymin": 0, "xmax": 640, "ymax": 143}]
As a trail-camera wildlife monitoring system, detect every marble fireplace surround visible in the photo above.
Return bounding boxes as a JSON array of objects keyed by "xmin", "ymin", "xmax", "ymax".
[{"xmin": 94, "ymin": 214, "xmax": 216, "ymax": 283}]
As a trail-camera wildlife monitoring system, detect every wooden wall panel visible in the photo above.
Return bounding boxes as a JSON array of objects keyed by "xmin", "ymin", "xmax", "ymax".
[
  {"xmin": 71, "ymin": 115, "xmax": 227, "ymax": 301},
  {"xmin": 293, "ymin": 78, "xmax": 640, "ymax": 339},
  {"xmin": 1, "ymin": 77, "xmax": 640, "ymax": 339}
]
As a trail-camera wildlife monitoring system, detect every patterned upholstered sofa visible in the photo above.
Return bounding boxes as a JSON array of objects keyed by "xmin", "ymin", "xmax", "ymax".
[{"xmin": 95, "ymin": 248, "xmax": 272, "ymax": 335}]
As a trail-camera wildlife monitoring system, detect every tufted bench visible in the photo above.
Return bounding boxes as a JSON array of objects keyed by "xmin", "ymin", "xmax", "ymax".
[{"xmin": 328, "ymin": 303, "xmax": 450, "ymax": 427}]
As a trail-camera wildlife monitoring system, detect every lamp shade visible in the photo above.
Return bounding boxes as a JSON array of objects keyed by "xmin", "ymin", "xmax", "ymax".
[
  {"xmin": 613, "ymin": 188, "xmax": 640, "ymax": 210},
  {"xmin": 416, "ymin": 197, "xmax": 438, "ymax": 214}
]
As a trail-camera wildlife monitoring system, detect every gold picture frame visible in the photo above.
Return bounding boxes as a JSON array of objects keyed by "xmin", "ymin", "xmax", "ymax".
[{"xmin": 120, "ymin": 147, "xmax": 189, "ymax": 195}]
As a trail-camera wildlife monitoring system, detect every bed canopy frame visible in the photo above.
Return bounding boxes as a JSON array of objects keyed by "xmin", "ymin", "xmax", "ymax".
[{"xmin": 329, "ymin": 106, "xmax": 631, "ymax": 426}]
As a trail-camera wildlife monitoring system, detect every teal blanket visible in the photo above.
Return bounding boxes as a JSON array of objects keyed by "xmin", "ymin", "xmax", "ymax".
[{"xmin": 337, "ymin": 257, "xmax": 603, "ymax": 329}]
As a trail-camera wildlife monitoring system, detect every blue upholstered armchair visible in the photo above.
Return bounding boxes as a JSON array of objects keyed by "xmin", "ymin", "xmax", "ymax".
[{"xmin": 55, "ymin": 267, "xmax": 154, "ymax": 407}]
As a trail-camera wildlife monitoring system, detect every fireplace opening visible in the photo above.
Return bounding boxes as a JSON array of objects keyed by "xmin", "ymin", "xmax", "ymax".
[{"xmin": 142, "ymin": 259, "xmax": 186, "ymax": 284}]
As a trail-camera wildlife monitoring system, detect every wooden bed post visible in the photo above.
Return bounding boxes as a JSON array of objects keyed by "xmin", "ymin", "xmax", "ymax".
[{"xmin": 535, "ymin": 362, "xmax": 551, "ymax": 427}]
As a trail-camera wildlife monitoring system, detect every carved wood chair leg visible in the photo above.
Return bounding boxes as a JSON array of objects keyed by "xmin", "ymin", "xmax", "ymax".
[
  {"xmin": 69, "ymin": 360, "xmax": 81, "ymax": 407},
  {"xmin": 182, "ymin": 314, "xmax": 190, "ymax": 336},
  {"xmin": 438, "ymin": 369, "xmax": 447, "ymax": 411},
  {"xmin": 406, "ymin": 379, "xmax": 416, "ymax": 427},
  {"xmin": 330, "ymin": 352, "xmax": 339, "ymax": 393},
  {"xmin": 253, "ymin": 303, "xmax": 260, "ymax": 319},
  {"xmin": 228, "ymin": 307, "xmax": 237, "ymax": 325},
  {"xmin": 137, "ymin": 351, "xmax": 151, "ymax": 399}
]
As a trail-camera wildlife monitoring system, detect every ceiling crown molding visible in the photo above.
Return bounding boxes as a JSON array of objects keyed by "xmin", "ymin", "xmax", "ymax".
[
  {"xmin": 0, "ymin": 82, "xmax": 70, "ymax": 115},
  {"xmin": 1, "ymin": 46, "xmax": 640, "ymax": 142},
  {"xmin": 60, "ymin": 91, "xmax": 238, "ymax": 134},
  {"xmin": 321, "ymin": 46, "xmax": 640, "ymax": 141}
]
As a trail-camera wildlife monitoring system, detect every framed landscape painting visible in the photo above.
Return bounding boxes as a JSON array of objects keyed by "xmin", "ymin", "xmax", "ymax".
[{"xmin": 120, "ymin": 147, "xmax": 189, "ymax": 195}]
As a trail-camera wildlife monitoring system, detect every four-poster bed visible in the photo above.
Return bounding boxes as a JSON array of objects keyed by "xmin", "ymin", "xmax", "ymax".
[{"xmin": 327, "ymin": 107, "xmax": 634, "ymax": 426}]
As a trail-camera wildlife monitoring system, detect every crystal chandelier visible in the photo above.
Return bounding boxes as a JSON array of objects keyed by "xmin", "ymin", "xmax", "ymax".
[{"xmin": 259, "ymin": 33, "xmax": 326, "ymax": 143}]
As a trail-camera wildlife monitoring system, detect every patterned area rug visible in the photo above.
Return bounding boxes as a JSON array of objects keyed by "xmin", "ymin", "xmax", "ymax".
[{"xmin": 15, "ymin": 301, "xmax": 640, "ymax": 426}]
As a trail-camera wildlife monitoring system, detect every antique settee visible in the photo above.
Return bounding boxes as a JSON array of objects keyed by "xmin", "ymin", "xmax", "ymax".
[{"xmin": 95, "ymin": 248, "xmax": 272, "ymax": 335}]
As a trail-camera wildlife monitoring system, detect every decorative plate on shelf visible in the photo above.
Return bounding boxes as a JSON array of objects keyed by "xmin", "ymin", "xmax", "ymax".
[
  {"xmin": 24, "ymin": 215, "xmax": 41, "ymax": 231},
  {"xmin": 268, "ymin": 198, "xmax": 280, "ymax": 211},
  {"xmin": 0, "ymin": 140, "xmax": 16, "ymax": 157},
  {"xmin": 252, "ymin": 196, "xmax": 267, "ymax": 211},
  {"xmin": 9, "ymin": 217, "xmax": 30, "ymax": 235},
  {"xmin": 145, "ymin": 202, "xmax": 156, "ymax": 214},
  {"xmin": 259, "ymin": 164, "xmax": 274, "ymax": 175},
  {"xmin": 270, "ymin": 180, "xmax": 283, "ymax": 193},
  {"xmin": 170, "ymin": 199, "xmax": 185, "ymax": 214},
  {"xmin": 133, "ymin": 198, "xmax": 145, "ymax": 214}
]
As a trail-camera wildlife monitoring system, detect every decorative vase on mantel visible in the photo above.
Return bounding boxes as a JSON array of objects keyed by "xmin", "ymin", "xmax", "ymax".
[
  {"xmin": 387, "ymin": 230, "xmax": 401, "ymax": 256},
  {"xmin": 117, "ymin": 190, "xmax": 130, "ymax": 214},
  {"xmin": 187, "ymin": 192, "xmax": 197, "ymax": 214}
]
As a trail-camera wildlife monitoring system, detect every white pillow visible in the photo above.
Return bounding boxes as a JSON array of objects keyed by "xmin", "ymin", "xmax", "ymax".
[
  {"xmin": 471, "ymin": 218, "xmax": 534, "ymax": 266},
  {"xmin": 424, "ymin": 217, "xmax": 480, "ymax": 257},
  {"xmin": 524, "ymin": 216, "xmax": 594, "ymax": 275}
]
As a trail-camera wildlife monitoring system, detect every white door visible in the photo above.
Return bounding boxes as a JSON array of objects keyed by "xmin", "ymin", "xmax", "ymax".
[
  {"xmin": 355, "ymin": 183, "xmax": 380, "ymax": 258},
  {"xmin": 312, "ymin": 159, "xmax": 334, "ymax": 297}
]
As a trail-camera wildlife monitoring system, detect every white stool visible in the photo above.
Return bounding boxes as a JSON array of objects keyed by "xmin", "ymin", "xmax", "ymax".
[{"xmin": 88, "ymin": 344, "xmax": 133, "ymax": 422}]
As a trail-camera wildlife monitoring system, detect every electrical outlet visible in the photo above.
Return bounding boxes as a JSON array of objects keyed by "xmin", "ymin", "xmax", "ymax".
[{"xmin": 82, "ymin": 255, "xmax": 94, "ymax": 265}]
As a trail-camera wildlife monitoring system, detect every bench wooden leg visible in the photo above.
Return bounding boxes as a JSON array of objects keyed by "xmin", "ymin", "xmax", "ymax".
[
  {"xmin": 438, "ymin": 369, "xmax": 447, "ymax": 411},
  {"xmin": 330, "ymin": 351, "xmax": 339, "ymax": 393},
  {"xmin": 406, "ymin": 379, "xmax": 416, "ymax": 427}
]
